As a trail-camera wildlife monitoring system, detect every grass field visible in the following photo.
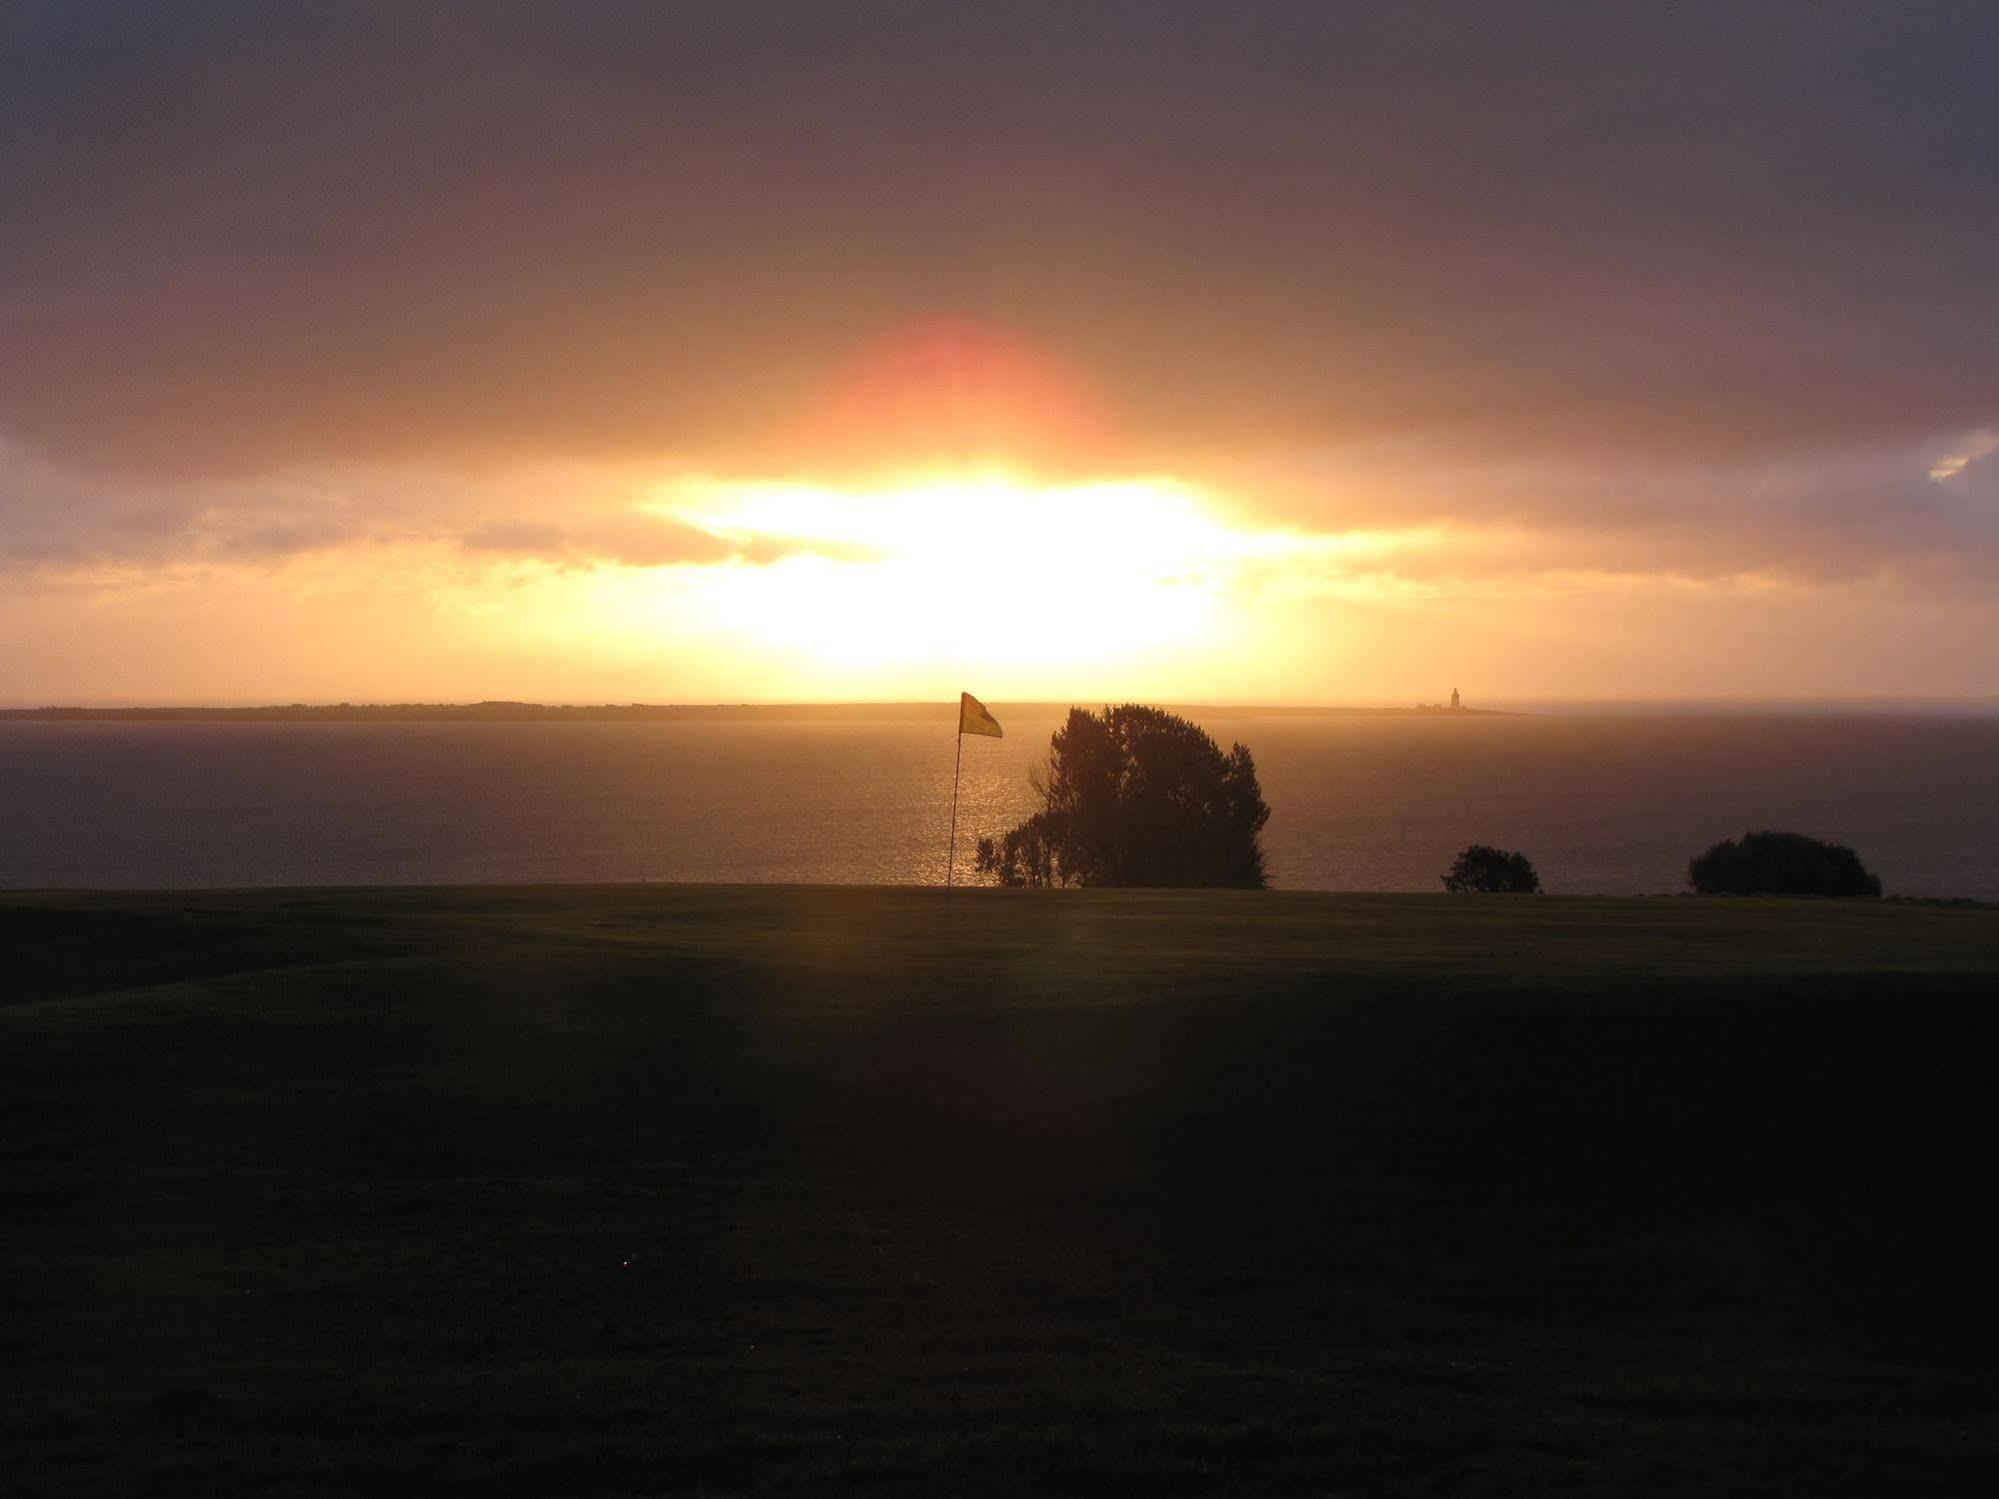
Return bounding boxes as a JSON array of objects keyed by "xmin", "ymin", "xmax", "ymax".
[{"xmin": 5, "ymin": 886, "xmax": 1998, "ymax": 1495}]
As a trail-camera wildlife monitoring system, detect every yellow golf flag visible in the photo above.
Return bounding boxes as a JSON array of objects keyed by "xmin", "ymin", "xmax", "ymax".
[{"xmin": 959, "ymin": 692, "xmax": 1003, "ymax": 739}]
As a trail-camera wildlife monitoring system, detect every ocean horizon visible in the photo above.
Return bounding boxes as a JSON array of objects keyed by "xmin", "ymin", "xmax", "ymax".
[
  {"xmin": 5, "ymin": 708, "xmax": 1994, "ymax": 897},
  {"xmin": 5, "ymin": 697, "xmax": 1999, "ymax": 717}
]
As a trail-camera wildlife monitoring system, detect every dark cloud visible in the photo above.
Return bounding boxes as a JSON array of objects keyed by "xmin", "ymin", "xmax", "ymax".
[
  {"xmin": 0, "ymin": 440, "xmax": 874, "ymax": 575},
  {"xmin": 459, "ymin": 515, "xmax": 879, "ymax": 569},
  {"xmin": 1, "ymin": 1, "xmax": 1995, "ymax": 589}
]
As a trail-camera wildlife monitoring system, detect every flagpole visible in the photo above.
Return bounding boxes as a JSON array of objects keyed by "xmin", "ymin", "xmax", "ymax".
[{"xmin": 946, "ymin": 720, "xmax": 964, "ymax": 892}]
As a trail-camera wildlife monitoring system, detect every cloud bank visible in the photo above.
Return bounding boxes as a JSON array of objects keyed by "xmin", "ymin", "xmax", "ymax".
[{"xmin": 2, "ymin": 2, "xmax": 1996, "ymax": 697}]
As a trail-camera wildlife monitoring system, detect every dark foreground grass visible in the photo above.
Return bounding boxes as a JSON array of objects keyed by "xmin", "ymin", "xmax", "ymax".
[{"xmin": 3, "ymin": 886, "xmax": 1997, "ymax": 1495}]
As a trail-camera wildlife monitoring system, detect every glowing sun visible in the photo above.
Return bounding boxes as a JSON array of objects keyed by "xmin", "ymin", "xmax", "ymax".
[{"xmin": 632, "ymin": 472, "xmax": 1271, "ymax": 676}]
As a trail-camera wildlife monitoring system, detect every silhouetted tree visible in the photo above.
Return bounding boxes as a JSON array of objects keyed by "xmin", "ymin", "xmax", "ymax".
[
  {"xmin": 975, "ymin": 705, "xmax": 1269, "ymax": 888},
  {"xmin": 1441, "ymin": 844, "xmax": 1542, "ymax": 894},
  {"xmin": 1688, "ymin": 830, "xmax": 1881, "ymax": 897}
]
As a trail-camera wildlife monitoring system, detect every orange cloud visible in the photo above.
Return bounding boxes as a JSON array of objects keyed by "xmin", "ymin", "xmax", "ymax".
[{"xmin": 787, "ymin": 315, "xmax": 1120, "ymax": 478}]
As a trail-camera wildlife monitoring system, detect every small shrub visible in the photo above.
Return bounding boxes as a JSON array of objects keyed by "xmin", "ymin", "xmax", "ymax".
[
  {"xmin": 1688, "ymin": 830, "xmax": 1881, "ymax": 897},
  {"xmin": 1441, "ymin": 845, "xmax": 1542, "ymax": 894}
]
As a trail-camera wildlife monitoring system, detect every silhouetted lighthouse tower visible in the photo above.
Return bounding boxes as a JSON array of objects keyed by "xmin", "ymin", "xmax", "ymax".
[{"xmin": 1450, "ymin": 687, "xmax": 1460, "ymax": 710}]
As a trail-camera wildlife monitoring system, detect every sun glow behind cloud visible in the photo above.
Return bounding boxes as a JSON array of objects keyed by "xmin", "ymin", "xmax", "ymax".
[
  {"xmin": 309, "ymin": 465, "xmax": 1481, "ymax": 705},
  {"xmin": 592, "ymin": 473, "xmax": 1299, "ymax": 678},
  {"xmin": 7, "ymin": 437, "xmax": 1997, "ymax": 706}
]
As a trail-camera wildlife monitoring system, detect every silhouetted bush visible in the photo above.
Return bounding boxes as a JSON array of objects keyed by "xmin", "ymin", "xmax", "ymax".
[
  {"xmin": 976, "ymin": 704, "xmax": 1268, "ymax": 888},
  {"xmin": 1688, "ymin": 830, "xmax": 1882, "ymax": 897},
  {"xmin": 1441, "ymin": 845, "xmax": 1542, "ymax": 894}
]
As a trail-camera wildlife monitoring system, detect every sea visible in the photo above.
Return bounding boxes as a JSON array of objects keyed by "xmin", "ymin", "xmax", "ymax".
[{"xmin": 2, "ymin": 711, "xmax": 1996, "ymax": 897}]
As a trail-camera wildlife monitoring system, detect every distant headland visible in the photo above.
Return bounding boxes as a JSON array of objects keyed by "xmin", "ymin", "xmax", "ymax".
[{"xmin": 0, "ymin": 699, "xmax": 1509, "ymax": 722}]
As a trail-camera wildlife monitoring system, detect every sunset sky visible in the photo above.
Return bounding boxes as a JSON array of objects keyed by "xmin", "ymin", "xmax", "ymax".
[{"xmin": 4, "ymin": 3, "xmax": 1996, "ymax": 705}]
